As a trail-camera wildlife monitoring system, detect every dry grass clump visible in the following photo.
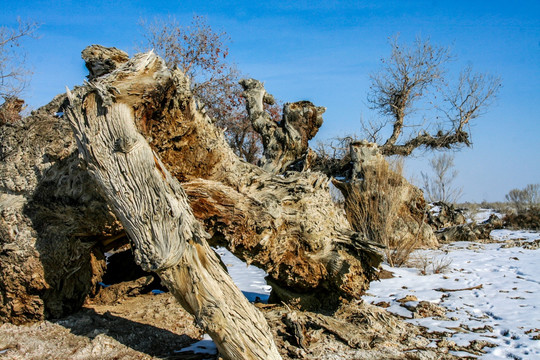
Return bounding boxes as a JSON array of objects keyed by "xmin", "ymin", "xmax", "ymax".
[
  {"xmin": 340, "ymin": 160, "xmax": 424, "ymax": 267},
  {"xmin": 502, "ymin": 184, "xmax": 540, "ymax": 230},
  {"xmin": 408, "ymin": 253, "xmax": 453, "ymax": 275}
]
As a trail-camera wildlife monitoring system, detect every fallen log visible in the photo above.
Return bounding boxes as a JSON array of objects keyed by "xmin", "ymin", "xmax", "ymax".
[
  {"xmin": 65, "ymin": 69, "xmax": 281, "ymax": 359},
  {"xmin": 1, "ymin": 45, "xmax": 383, "ymax": 324},
  {"xmin": 128, "ymin": 49, "xmax": 383, "ymax": 308}
]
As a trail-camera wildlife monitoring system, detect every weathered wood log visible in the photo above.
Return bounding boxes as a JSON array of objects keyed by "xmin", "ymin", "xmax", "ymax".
[
  {"xmin": 87, "ymin": 49, "xmax": 381, "ymax": 307},
  {"xmin": 0, "ymin": 92, "xmax": 120, "ymax": 324},
  {"xmin": 131, "ymin": 69, "xmax": 381, "ymax": 308},
  {"xmin": 434, "ymin": 213, "xmax": 502, "ymax": 243},
  {"xmin": 1, "ymin": 46, "xmax": 383, "ymax": 323},
  {"xmin": 239, "ymin": 78, "xmax": 324, "ymax": 173},
  {"xmin": 65, "ymin": 76, "xmax": 281, "ymax": 359}
]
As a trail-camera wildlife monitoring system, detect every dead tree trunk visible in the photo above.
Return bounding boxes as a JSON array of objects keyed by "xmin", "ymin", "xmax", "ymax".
[
  {"xmin": 65, "ymin": 78, "xmax": 281, "ymax": 359},
  {"xmin": 333, "ymin": 141, "xmax": 438, "ymax": 259},
  {"xmin": 1, "ymin": 46, "xmax": 383, "ymax": 323},
  {"xmin": 143, "ymin": 73, "xmax": 382, "ymax": 309},
  {"xmin": 239, "ymin": 78, "xmax": 324, "ymax": 173}
]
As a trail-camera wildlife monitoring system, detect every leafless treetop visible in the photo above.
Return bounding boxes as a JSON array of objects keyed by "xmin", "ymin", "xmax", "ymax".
[
  {"xmin": 367, "ymin": 36, "xmax": 501, "ymax": 156},
  {"xmin": 0, "ymin": 18, "xmax": 39, "ymax": 100}
]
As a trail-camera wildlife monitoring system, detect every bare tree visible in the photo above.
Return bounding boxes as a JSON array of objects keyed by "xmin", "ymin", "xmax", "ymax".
[
  {"xmin": 139, "ymin": 15, "xmax": 279, "ymax": 163},
  {"xmin": 367, "ymin": 35, "xmax": 501, "ymax": 156},
  {"xmin": 139, "ymin": 15, "xmax": 238, "ymax": 120},
  {"xmin": 0, "ymin": 18, "xmax": 39, "ymax": 102},
  {"xmin": 505, "ymin": 184, "xmax": 540, "ymax": 212},
  {"xmin": 421, "ymin": 153, "xmax": 463, "ymax": 204}
]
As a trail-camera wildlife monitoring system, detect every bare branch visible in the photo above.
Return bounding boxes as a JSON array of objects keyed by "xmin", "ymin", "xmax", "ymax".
[
  {"xmin": 380, "ymin": 129, "xmax": 470, "ymax": 156},
  {"xmin": 359, "ymin": 115, "xmax": 387, "ymax": 144},
  {"xmin": 366, "ymin": 35, "xmax": 500, "ymax": 156},
  {"xmin": 443, "ymin": 66, "xmax": 502, "ymax": 133},
  {"xmin": 368, "ymin": 35, "xmax": 451, "ymax": 147},
  {"xmin": 0, "ymin": 18, "xmax": 39, "ymax": 100}
]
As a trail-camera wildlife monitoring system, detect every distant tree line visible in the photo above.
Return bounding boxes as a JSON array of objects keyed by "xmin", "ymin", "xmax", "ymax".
[{"xmin": 505, "ymin": 184, "xmax": 539, "ymax": 212}]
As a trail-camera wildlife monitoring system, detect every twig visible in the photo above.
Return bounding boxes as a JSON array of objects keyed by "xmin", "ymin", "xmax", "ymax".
[{"xmin": 435, "ymin": 284, "xmax": 483, "ymax": 292}]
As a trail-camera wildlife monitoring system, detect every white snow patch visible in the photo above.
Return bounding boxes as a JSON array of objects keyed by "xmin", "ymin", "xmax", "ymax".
[
  {"xmin": 214, "ymin": 246, "xmax": 272, "ymax": 303},
  {"xmin": 363, "ymin": 229, "xmax": 540, "ymax": 359},
  {"xmin": 175, "ymin": 334, "xmax": 217, "ymax": 355},
  {"xmin": 429, "ymin": 203, "xmax": 441, "ymax": 217},
  {"xmin": 490, "ymin": 228, "xmax": 539, "ymax": 242},
  {"xmin": 471, "ymin": 208, "xmax": 503, "ymax": 223}
]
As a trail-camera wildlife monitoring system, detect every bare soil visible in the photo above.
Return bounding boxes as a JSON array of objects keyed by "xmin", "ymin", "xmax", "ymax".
[{"xmin": 0, "ymin": 293, "xmax": 204, "ymax": 360}]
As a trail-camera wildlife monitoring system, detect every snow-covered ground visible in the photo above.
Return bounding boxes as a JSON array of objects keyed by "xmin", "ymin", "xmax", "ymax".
[
  {"xmin": 175, "ymin": 334, "xmax": 217, "ymax": 357},
  {"xmin": 214, "ymin": 247, "xmax": 272, "ymax": 302},
  {"xmin": 363, "ymin": 229, "xmax": 540, "ymax": 359},
  {"xmin": 179, "ymin": 230, "xmax": 540, "ymax": 359},
  {"xmin": 471, "ymin": 208, "xmax": 505, "ymax": 223}
]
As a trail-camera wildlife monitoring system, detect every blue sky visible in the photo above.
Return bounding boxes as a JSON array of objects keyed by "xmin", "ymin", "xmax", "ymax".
[{"xmin": 2, "ymin": 1, "xmax": 539, "ymax": 202}]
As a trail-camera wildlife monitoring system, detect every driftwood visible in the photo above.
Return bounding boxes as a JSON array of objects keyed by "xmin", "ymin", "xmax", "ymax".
[
  {"xmin": 65, "ymin": 74, "xmax": 281, "ymax": 358},
  {"xmin": 434, "ymin": 213, "xmax": 503, "ymax": 243}
]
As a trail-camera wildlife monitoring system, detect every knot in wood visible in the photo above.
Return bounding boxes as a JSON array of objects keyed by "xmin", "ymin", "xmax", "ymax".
[{"xmin": 114, "ymin": 136, "xmax": 138, "ymax": 154}]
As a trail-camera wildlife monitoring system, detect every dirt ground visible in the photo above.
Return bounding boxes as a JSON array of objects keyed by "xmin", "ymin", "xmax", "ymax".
[
  {"xmin": 0, "ymin": 293, "xmax": 207, "ymax": 360},
  {"xmin": 0, "ymin": 288, "xmax": 470, "ymax": 360}
]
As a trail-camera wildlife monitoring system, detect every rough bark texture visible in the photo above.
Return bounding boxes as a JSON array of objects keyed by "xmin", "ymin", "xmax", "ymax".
[
  {"xmin": 131, "ymin": 58, "xmax": 382, "ymax": 308},
  {"xmin": 239, "ymin": 78, "xmax": 324, "ymax": 173},
  {"xmin": 0, "ymin": 93, "xmax": 121, "ymax": 324},
  {"xmin": 0, "ymin": 97, "xmax": 25, "ymax": 125},
  {"xmin": 1, "ymin": 45, "xmax": 382, "ymax": 325},
  {"xmin": 81, "ymin": 45, "xmax": 130, "ymax": 80},
  {"xmin": 64, "ymin": 60, "xmax": 281, "ymax": 359}
]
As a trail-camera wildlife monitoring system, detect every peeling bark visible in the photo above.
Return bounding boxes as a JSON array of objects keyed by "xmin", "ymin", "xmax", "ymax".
[{"xmin": 65, "ymin": 73, "xmax": 281, "ymax": 359}]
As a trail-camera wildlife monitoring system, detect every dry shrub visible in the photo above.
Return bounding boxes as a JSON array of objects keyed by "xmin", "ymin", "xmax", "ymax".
[
  {"xmin": 408, "ymin": 253, "xmax": 453, "ymax": 275},
  {"xmin": 503, "ymin": 184, "xmax": 540, "ymax": 230},
  {"xmin": 341, "ymin": 159, "xmax": 421, "ymax": 267},
  {"xmin": 503, "ymin": 208, "xmax": 540, "ymax": 230}
]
